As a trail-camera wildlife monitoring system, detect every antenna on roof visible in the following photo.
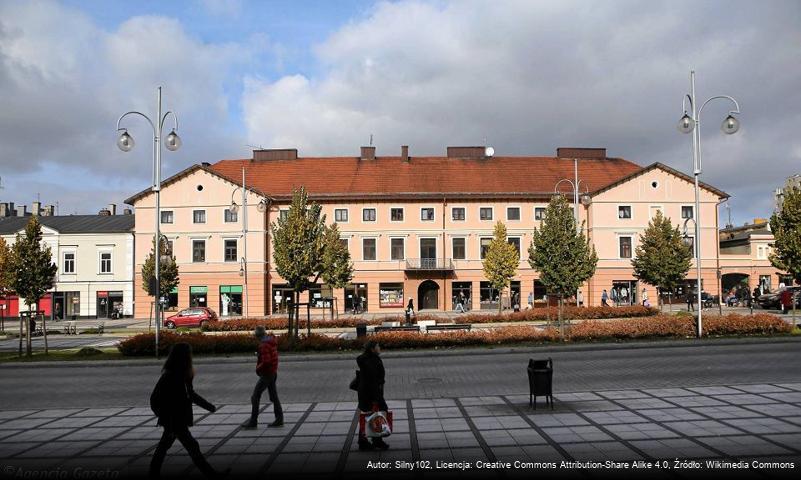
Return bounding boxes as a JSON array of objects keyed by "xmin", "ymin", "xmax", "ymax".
[
  {"xmin": 0, "ymin": 176, "xmax": 4, "ymax": 191},
  {"xmin": 369, "ymin": 134, "xmax": 373, "ymax": 146}
]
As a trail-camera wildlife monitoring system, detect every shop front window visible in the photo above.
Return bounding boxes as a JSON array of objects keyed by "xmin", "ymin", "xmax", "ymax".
[
  {"xmin": 480, "ymin": 281, "xmax": 499, "ymax": 310},
  {"xmin": 379, "ymin": 283, "xmax": 404, "ymax": 308},
  {"xmin": 345, "ymin": 284, "xmax": 368, "ymax": 313},
  {"xmin": 190, "ymin": 286, "xmax": 208, "ymax": 307},
  {"xmin": 452, "ymin": 282, "xmax": 472, "ymax": 311},
  {"xmin": 219, "ymin": 285, "xmax": 242, "ymax": 316}
]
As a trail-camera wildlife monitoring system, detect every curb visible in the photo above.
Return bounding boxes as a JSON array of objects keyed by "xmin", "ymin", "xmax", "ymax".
[{"xmin": 1, "ymin": 335, "xmax": 798, "ymax": 368}]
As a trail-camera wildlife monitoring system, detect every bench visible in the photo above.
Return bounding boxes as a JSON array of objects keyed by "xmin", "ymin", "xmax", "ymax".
[
  {"xmin": 426, "ymin": 324, "xmax": 472, "ymax": 332},
  {"xmin": 373, "ymin": 325, "xmax": 420, "ymax": 333},
  {"xmin": 64, "ymin": 321, "xmax": 77, "ymax": 335}
]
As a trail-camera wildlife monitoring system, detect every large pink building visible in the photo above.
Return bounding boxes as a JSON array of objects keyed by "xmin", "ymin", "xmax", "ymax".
[{"xmin": 124, "ymin": 146, "xmax": 784, "ymax": 318}]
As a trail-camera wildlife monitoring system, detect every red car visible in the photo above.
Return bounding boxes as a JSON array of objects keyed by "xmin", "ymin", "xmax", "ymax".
[{"xmin": 165, "ymin": 307, "xmax": 218, "ymax": 329}]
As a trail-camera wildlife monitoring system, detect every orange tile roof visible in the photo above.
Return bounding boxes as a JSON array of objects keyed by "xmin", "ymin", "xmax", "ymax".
[{"xmin": 211, "ymin": 156, "xmax": 644, "ymax": 200}]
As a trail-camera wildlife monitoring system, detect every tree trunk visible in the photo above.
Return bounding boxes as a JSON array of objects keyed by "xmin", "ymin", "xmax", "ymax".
[
  {"xmin": 558, "ymin": 296, "xmax": 564, "ymax": 339},
  {"xmin": 18, "ymin": 316, "xmax": 23, "ymax": 358},
  {"xmin": 668, "ymin": 292, "xmax": 673, "ymax": 313},
  {"xmin": 42, "ymin": 311, "xmax": 48, "ymax": 355},
  {"xmin": 26, "ymin": 310, "xmax": 32, "ymax": 357},
  {"xmin": 497, "ymin": 288, "xmax": 503, "ymax": 315}
]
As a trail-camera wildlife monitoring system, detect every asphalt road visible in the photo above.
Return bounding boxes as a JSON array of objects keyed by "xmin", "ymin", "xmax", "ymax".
[{"xmin": 1, "ymin": 340, "xmax": 799, "ymax": 409}]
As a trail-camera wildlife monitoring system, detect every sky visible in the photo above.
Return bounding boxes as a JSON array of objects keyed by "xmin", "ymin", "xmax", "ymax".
[{"xmin": 0, "ymin": 0, "xmax": 799, "ymax": 225}]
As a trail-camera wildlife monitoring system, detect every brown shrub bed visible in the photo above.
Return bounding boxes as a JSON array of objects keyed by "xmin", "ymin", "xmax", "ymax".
[
  {"xmin": 201, "ymin": 306, "xmax": 657, "ymax": 332},
  {"xmin": 118, "ymin": 313, "xmax": 790, "ymax": 356}
]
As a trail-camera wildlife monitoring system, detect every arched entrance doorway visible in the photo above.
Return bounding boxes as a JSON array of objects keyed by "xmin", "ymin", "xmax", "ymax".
[{"xmin": 418, "ymin": 280, "xmax": 440, "ymax": 310}]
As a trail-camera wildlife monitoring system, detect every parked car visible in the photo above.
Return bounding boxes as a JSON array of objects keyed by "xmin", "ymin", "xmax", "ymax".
[
  {"xmin": 165, "ymin": 307, "xmax": 218, "ymax": 329},
  {"xmin": 757, "ymin": 286, "xmax": 801, "ymax": 310}
]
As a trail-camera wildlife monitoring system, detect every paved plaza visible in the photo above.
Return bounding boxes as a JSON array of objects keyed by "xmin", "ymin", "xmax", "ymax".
[{"xmin": 1, "ymin": 382, "xmax": 799, "ymax": 479}]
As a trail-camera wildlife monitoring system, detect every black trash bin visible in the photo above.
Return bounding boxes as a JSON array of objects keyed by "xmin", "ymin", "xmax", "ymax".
[
  {"xmin": 527, "ymin": 358, "xmax": 553, "ymax": 410},
  {"xmin": 356, "ymin": 323, "xmax": 367, "ymax": 338}
]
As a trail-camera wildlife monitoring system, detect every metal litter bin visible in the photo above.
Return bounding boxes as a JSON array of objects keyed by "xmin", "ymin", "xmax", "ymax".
[
  {"xmin": 527, "ymin": 358, "xmax": 553, "ymax": 410},
  {"xmin": 356, "ymin": 323, "xmax": 367, "ymax": 338}
]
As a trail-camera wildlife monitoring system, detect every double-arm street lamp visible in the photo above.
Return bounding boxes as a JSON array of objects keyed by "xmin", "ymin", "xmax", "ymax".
[
  {"xmin": 554, "ymin": 158, "xmax": 592, "ymax": 226},
  {"xmin": 229, "ymin": 167, "xmax": 268, "ymax": 318},
  {"xmin": 117, "ymin": 87, "xmax": 182, "ymax": 355},
  {"xmin": 677, "ymin": 70, "xmax": 740, "ymax": 338}
]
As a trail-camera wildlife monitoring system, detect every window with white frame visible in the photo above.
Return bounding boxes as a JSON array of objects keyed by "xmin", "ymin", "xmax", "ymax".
[
  {"xmin": 193, "ymin": 210, "xmax": 206, "ymax": 224},
  {"xmin": 535, "ymin": 207, "xmax": 546, "ymax": 221},
  {"xmin": 480, "ymin": 207, "xmax": 493, "ymax": 221},
  {"xmin": 224, "ymin": 208, "xmax": 238, "ymax": 223},
  {"xmin": 362, "ymin": 238, "xmax": 376, "ymax": 260},
  {"xmin": 99, "ymin": 252, "xmax": 112, "ymax": 274},
  {"xmin": 224, "ymin": 239, "xmax": 238, "ymax": 262},
  {"xmin": 363, "ymin": 208, "xmax": 376, "ymax": 222},
  {"xmin": 452, "ymin": 237, "xmax": 466, "ymax": 260},
  {"xmin": 681, "ymin": 205, "xmax": 694, "ymax": 219},
  {"xmin": 390, "ymin": 208, "xmax": 404, "ymax": 222},
  {"xmin": 63, "ymin": 252, "xmax": 75, "ymax": 274},
  {"xmin": 279, "ymin": 210, "xmax": 289, "ymax": 221},
  {"xmin": 335, "ymin": 209, "xmax": 348, "ymax": 222},
  {"xmin": 757, "ymin": 245, "xmax": 768, "ymax": 260},
  {"xmin": 507, "ymin": 207, "xmax": 520, "ymax": 221},
  {"xmin": 452, "ymin": 207, "xmax": 465, "ymax": 221},
  {"xmin": 618, "ymin": 205, "xmax": 632, "ymax": 219},
  {"xmin": 480, "ymin": 237, "xmax": 492, "ymax": 259},
  {"xmin": 619, "ymin": 236, "xmax": 633, "ymax": 258},
  {"xmin": 192, "ymin": 240, "xmax": 206, "ymax": 263},
  {"xmin": 421, "ymin": 208, "xmax": 435, "ymax": 221},
  {"xmin": 339, "ymin": 238, "xmax": 349, "ymax": 252},
  {"xmin": 161, "ymin": 210, "xmax": 174, "ymax": 224},
  {"xmin": 390, "ymin": 238, "xmax": 405, "ymax": 260}
]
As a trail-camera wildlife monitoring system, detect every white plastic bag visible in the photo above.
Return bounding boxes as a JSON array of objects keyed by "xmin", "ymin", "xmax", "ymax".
[{"xmin": 365, "ymin": 411, "xmax": 392, "ymax": 438}]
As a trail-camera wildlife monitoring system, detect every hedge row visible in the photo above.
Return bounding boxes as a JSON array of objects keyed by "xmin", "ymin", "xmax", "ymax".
[
  {"xmin": 118, "ymin": 313, "xmax": 790, "ymax": 356},
  {"xmin": 201, "ymin": 305, "xmax": 657, "ymax": 332}
]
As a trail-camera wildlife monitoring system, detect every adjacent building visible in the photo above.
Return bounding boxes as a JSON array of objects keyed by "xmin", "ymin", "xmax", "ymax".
[
  {"xmin": 0, "ymin": 210, "xmax": 135, "ymax": 319},
  {"xmin": 124, "ymin": 146, "xmax": 785, "ymax": 317}
]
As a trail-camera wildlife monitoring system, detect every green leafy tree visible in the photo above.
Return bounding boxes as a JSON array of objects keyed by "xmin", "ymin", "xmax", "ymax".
[
  {"xmin": 141, "ymin": 237, "xmax": 180, "ymax": 301},
  {"xmin": 272, "ymin": 187, "xmax": 352, "ymax": 338},
  {"xmin": 528, "ymin": 195, "xmax": 597, "ymax": 332},
  {"xmin": 770, "ymin": 186, "xmax": 801, "ymax": 285},
  {"xmin": 483, "ymin": 221, "xmax": 519, "ymax": 314},
  {"xmin": 9, "ymin": 217, "xmax": 58, "ymax": 356},
  {"xmin": 319, "ymin": 223, "xmax": 354, "ymax": 314},
  {"xmin": 631, "ymin": 210, "xmax": 692, "ymax": 312}
]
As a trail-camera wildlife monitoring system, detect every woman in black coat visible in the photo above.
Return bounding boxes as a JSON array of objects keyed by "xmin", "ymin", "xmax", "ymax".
[
  {"xmin": 356, "ymin": 340, "xmax": 389, "ymax": 451},
  {"xmin": 149, "ymin": 343, "xmax": 224, "ymax": 479}
]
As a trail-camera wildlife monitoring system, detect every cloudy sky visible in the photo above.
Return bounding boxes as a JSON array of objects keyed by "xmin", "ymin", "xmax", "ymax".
[{"xmin": 0, "ymin": 0, "xmax": 799, "ymax": 225}]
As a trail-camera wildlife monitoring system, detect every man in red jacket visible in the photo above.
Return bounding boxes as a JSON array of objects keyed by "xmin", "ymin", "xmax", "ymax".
[{"xmin": 242, "ymin": 326, "xmax": 283, "ymax": 428}]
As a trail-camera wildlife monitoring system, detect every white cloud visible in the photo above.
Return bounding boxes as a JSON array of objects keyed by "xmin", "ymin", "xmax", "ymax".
[
  {"xmin": 0, "ymin": 0, "xmax": 254, "ymax": 212},
  {"xmin": 243, "ymin": 0, "xmax": 801, "ymax": 224}
]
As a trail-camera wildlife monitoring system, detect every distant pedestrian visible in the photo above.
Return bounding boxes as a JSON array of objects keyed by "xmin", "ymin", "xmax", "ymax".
[
  {"xmin": 242, "ymin": 327, "xmax": 283, "ymax": 429},
  {"xmin": 641, "ymin": 288, "xmax": 648, "ymax": 307},
  {"xmin": 577, "ymin": 290, "xmax": 584, "ymax": 307},
  {"xmin": 610, "ymin": 288, "xmax": 618, "ymax": 306},
  {"xmin": 455, "ymin": 294, "xmax": 466, "ymax": 313},
  {"xmin": 149, "ymin": 343, "xmax": 225, "ymax": 479},
  {"xmin": 686, "ymin": 291, "xmax": 695, "ymax": 311},
  {"xmin": 601, "ymin": 289, "xmax": 609, "ymax": 307},
  {"xmin": 406, "ymin": 298, "xmax": 415, "ymax": 318},
  {"xmin": 356, "ymin": 340, "xmax": 389, "ymax": 451}
]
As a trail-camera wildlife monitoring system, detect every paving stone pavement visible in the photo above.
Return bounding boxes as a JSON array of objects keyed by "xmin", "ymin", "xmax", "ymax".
[{"xmin": 1, "ymin": 383, "xmax": 800, "ymax": 479}]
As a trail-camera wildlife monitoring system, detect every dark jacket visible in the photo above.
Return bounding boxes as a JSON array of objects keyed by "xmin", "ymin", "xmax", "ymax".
[
  {"xmin": 356, "ymin": 351, "xmax": 388, "ymax": 412},
  {"xmin": 151, "ymin": 371, "xmax": 215, "ymax": 430},
  {"xmin": 256, "ymin": 334, "xmax": 279, "ymax": 376}
]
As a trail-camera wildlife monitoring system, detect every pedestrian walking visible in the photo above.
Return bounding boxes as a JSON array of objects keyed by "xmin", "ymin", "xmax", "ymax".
[
  {"xmin": 577, "ymin": 290, "xmax": 584, "ymax": 307},
  {"xmin": 356, "ymin": 340, "xmax": 389, "ymax": 451},
  {"xmin": 686, "ymin": 290, "xmax": 695, "ymax": 311},
  {"xmin": 242, "ymin": 327, "xmax": 283, "ymax": 428},
  {"xmin": 406, "ymin": 298, "xmax": 415, "ymax": 319},
  {"xmin": 149, "ymin": 343, "xmax": 225, "ymax": 479},
  {"xmin": 641, "ymin": 288, "xmax": 648, "ymax": 307},
  {"xmin": 455, "ymin": 295, "xmax": 466, "ymax": 313},
  {"xmin": 610, "ymin": 287, "xmax": 618, "ymax": 306},
  {"xmin": 601, "ymin": 289, "xmax": 609, "ymax": 307}
]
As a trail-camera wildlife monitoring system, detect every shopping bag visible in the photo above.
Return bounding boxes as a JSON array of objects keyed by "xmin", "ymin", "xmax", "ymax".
[
  {"xmin": 360, "ymin": 409, "xmax": 393, "ymax": 438},
  {"xmin": 364, "ymin": 411, "xmax": 392, "ymax": 438}
]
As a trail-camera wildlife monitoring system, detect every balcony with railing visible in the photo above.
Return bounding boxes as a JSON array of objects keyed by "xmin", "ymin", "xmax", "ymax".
[{"xmin": 405, "ymin": 258, "xmax": 454, "ymax": 271}]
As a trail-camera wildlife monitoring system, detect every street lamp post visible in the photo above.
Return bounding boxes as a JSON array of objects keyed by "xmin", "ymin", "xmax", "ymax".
[
  {"xmin": 117, "ymin": 87, "xmax": 181, "ymax": 356},
  {"xmin": 678, "ymin": 70, "xmax": 741, "ymax": 338},
  {"xmin": 229, "ymin": 167, "xmax": 268, "ymax": 318},
  {"xmin": 555, "ymin": 158, "xmax": 592, "ymax": 307}
]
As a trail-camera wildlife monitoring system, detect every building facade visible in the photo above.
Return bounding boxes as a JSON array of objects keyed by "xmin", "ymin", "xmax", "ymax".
[
  {"xmin": 124, "ymin": 146, "xmax": 788, "ymax": 317},
  {"xmin": 0, "ymin": 213, "xmax": 135, "ymax": 319}
]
